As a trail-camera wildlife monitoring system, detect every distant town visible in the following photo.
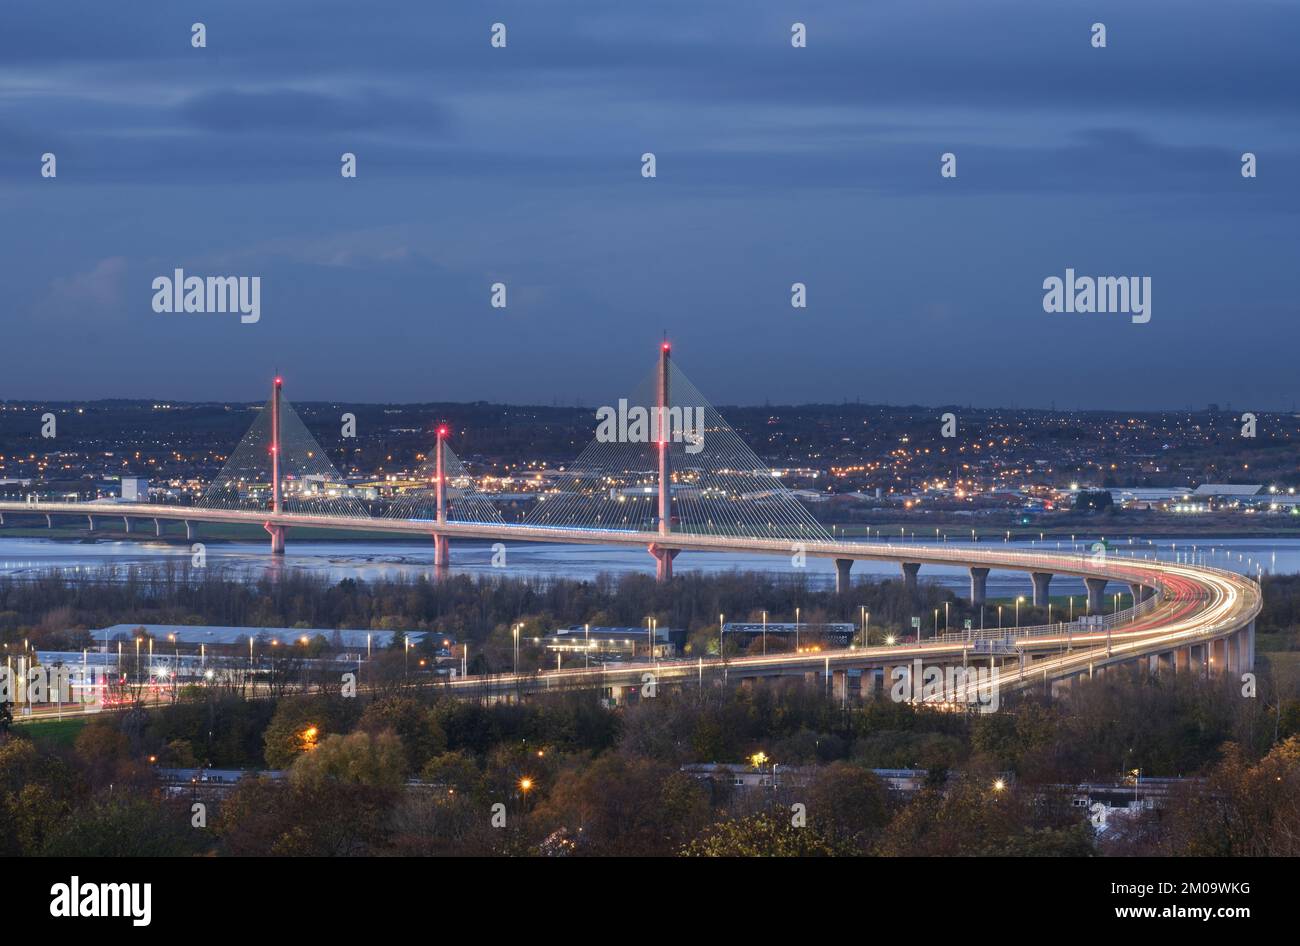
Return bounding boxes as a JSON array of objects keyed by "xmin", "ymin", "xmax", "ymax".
[{"xmin": 3, "ymin": 399, "xmax": 1299, "ymax": 536}]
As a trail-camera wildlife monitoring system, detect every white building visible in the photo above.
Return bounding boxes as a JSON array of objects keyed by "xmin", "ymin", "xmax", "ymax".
[{"xmin": 120, "ymin": 477, "xmax": 149, "ymax": 501}]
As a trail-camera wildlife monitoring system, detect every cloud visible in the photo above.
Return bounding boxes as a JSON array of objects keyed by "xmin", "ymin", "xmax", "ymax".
[
  {"xmin": 179, "ymin": 88, "xmax": 449, "ymax": 135},
  {"xmin": 40, "ymin": 256, "xmax": 128, "ymax": 312}
]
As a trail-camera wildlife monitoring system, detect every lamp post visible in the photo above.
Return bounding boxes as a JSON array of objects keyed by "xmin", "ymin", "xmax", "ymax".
[
  {"xmin": 795, "ymin": 606, "xmax": 800, "ymax": 653},
  {"xmin": 762, "ymin": 611, "xmax": 767, "ymax": 655},
  {"xmin": 1015, "ymin": 596, "xmax": 1024, "ymax": 629}
]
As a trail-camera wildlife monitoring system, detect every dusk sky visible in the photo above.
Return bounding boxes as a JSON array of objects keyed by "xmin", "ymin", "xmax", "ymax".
[{"xmin": 2, "ymin": 0, "xmax": 1297, "ymax": 409}]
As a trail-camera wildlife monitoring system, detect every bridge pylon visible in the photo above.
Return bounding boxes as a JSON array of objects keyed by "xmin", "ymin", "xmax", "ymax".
[
  {"xmin": 266, "ymin": 376, "xmax": 286, "ymax": 555},
  {"xmin": 433, "ymin": 425, "xmax": 450, "ymax": 572},
  {"xmin": 652, "ymin": 341, "xmax": 674, "ymax": 582}
]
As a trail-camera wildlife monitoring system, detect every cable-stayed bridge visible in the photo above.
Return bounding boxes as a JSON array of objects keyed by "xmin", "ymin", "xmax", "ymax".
[{"xmin": 0, "ymin": 345, "xmax": 1262, "ymax": 696}]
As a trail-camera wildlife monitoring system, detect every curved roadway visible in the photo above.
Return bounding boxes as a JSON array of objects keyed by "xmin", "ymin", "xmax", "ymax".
[{"xmin": 0, "ymin": 501, "xmax": 1263, "ymax": 696}]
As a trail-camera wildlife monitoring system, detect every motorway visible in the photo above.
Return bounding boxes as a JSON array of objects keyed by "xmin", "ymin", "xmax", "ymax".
[{"xmin": 0, "ymin": 500, "xmax": 1263, "ymax": 701}]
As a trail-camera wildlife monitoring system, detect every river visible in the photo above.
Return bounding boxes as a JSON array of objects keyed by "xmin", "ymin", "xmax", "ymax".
[{"xmin": 0, "ymin": 535, "xmax": 1291, "ymax": 597}]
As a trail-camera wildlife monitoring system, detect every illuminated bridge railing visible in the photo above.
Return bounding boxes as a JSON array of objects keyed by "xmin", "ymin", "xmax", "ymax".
[{"xmin": 927, "ymin": 589, "xmax": 1165, "ymax": 648}]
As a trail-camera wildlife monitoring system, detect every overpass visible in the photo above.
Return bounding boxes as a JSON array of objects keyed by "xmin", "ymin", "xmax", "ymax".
[{"xmin": 0, "ymin": 344, "xmax": 1263, "ymax": 699}]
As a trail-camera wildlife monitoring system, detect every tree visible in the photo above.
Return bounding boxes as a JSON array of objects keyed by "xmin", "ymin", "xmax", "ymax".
[
  {"xmin": 530, "ymin": 754, "xmax": 709, "ymax": 856},
  {"xmin": 682, "ymin": 812, "xmax": 855, "ymax": 857},
  {"xmin": 262, "ymin": 693, "xmax": 359, "ymax": 769},
  {"xmin": 805, "ymin": 761, "xmax": 890, "ymax": 850},
  {"xmin": 358, "ymin": 696, "xmax": 446, "ymax": 775},
  {"xmin": 289, "ymin": 731, "xmax": 407, "ymax": 792}
]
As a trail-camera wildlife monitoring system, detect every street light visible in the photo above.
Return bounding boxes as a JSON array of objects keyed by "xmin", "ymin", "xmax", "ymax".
[
  {"xmin": 795, "ymin": 606, "xmax": 800, "ymax": 652},
  {"xmin": 997, "ymin": 605, "xmax": 1003, "ymax": 629},
  {"xmin": 762, "ymin": 611, "xmax": 768, "ymax": 655},
  {"xmin": 1015, "ymin": 596, "xmax": 1024, "ymax": 629}
]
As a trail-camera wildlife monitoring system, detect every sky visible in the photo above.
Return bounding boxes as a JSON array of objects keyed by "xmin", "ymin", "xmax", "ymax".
[{"xmin": 2, "ymin": 0, "xmax": 1298, "ymax": 409}]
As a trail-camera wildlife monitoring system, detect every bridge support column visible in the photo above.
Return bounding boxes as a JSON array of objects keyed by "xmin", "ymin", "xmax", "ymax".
[
  {"xmin": 1174, "ymin": 647, "xmax": 1190, "ymax": 675},
  {"xmin": 1084, "ymin": 577, "xmax": 1107, "ymax": 614},
  {"xmin": 649, "ymin": 543, "xmax": 678, "ymax": 583},
  {"xmin": 433, "ymin": 534, "xmax": 450, "ymax": 569},
  {"xmin": 1244, "ymin": 620, "xmax": 1255, "ymax": 671},
  {"xmin": 121, "ymin": 516, "xmax": 133, "ymax": 534},
  {"xmin": 153, "ymin": 518, "xmax": 163, "ymax": 537},
  {"xmin": 900, "ymin": 562, "xmax": 920, "ymax": 598},
  {"xmin": 1031, "ymin": 571, "xmax": 1052, "ymax": 607},
  {"xmin": 1157, "ymin": 651, "xmax": 1174, "ymax": 676},
  {"xmin": 264, "ymin": 522, "xmax": 286, "ymax": 555},
  {"xmin": 968, "ymin": 567, "xmax": 989, "ymax": 606},
  {"xmin": 1214, "ymin": 637, "xmax": 1230, "ymax": 676},
  {"xmin": 184, "ymin": 520, "xmax": 196, "ymax": 541},
  {"xmin": 834, "ymin": 558, "xmax": 853, "ymax": 593}
]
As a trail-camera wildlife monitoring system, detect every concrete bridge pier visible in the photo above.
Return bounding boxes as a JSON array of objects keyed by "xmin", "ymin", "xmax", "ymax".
[
  {"xmin": 433, "ymin": 534, "xmax": 450, "ymax": 569},
  {"xmin": 649, "ymin": 543, "xmax": 678, "ymax": 583},
  {"xmin": 1189, "ymin": 643, "xmax": 1207, "ymax": 677},
  {"xmin": 1174, "ymin": 647, "xmax": 1190, "ymax": 675},
  {"xmin": 900, "ymin": 561, "xmax": 921, "ymax": 597},
  {"xmin": 184, "ymin": 520, "xmax": 196, "ymax": 541},
  {"xmin": 968, "ymin": 567, "xmax": 989, "ymax": 606},
  {"xmin": 1244, "ymin": 620, "xmax": 1255, "ymax": 670},
  {"xmin": 1031, "ymin": 571, "xmax": 1052, "ymax": 607},
  {"xmin": 1084, "ymin": 577, "xmax": 1108, "ymax": 614},
  {"xmin": 834, "ymin": 558, "xmax": 853, "ymax": 593},
  {"xmin": 264, "ymin": 522, "xmax": 286, "ymax": 555},
  {"xmin": 1210, "ymin": 638, "xmax": 1228, "ymax": 676},
  {"xmin": 1157, "ymin": 651, "xmax": 1174, "ymax": 676}
]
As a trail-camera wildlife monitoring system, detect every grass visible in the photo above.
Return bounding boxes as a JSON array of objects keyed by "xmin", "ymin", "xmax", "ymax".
[{"xmin": 19, "ymin": 715, "xmax": 89, "ymax": 748}]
